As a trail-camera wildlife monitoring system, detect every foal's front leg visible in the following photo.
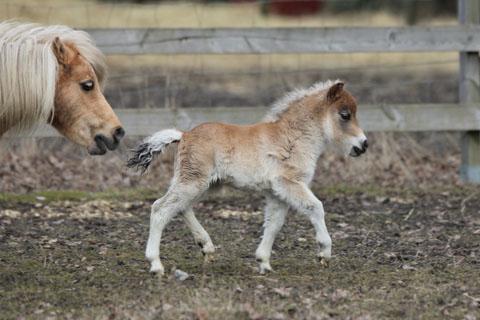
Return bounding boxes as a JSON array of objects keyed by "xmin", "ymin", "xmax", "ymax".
[
  {"xmin": 255, "ymin": 196, "xmax": 288, "ymax": 273},
  {"xmin": 273, "ymin": 179, "xmax": 332, "ymax": 266}
]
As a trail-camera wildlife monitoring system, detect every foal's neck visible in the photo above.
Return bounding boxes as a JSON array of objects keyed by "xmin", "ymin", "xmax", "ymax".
[{"xmin": 275, "ymin": 99, "xmax": 329, "ymax": 161}]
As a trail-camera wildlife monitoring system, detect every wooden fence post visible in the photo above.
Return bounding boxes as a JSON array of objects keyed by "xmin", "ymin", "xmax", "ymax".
[{"xmin": 459, "ymin": 0, "xmax": 480, "ymax": 183}]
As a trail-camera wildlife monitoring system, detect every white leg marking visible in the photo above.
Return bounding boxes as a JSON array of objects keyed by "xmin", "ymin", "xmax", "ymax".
[
  {"xmin": 255, "ymin": 196, "xmax": 287, "ymax": 274},
  {"xmin": 145, "ymin": 183, "xmax": 203, "ymax": 274},
  {"xmin": 182, "ymin": 208, "xmax": 215, "ymax": 254},
  {"xmin": 272, "ymin": 178, "xmax": 332, "ymax": 264}
]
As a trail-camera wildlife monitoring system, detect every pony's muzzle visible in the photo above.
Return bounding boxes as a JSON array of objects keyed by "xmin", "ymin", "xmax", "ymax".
[
  {"xmin": 113, "ymin": 127, "xmax": 125, "ymax": 143},
  {"xmin": 350, "ymin": 139, "xmax": 368, "ymax": 157},
  {"xmin": 88, "ymin": 127, "xmax": 125, "ymax": 155}
]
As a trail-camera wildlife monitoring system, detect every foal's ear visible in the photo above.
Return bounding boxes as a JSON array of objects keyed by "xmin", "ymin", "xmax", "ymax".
[
  {"xmin": 326, "ymin": 82, "xmax": 345, "ymax": 103},
  {"xmin": 52, "ymin": 37, "xmax": 74, "ymax": 66}
]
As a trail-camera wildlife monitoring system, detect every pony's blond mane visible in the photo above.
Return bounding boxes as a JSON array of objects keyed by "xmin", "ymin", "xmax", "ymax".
[
  {"xmin": 263, "ymin": 79, "xmax": 341, "ymax": 122},
  {"xmin": 0, "ymin": 21, "xmax": 107, "ymax": 135}
]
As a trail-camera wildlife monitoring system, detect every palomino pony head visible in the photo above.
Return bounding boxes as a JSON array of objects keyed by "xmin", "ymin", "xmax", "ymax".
[
  {"xmin": 51, "ymin": 37, "xmax": 124, "ymax": 155},
  {"xmin": 0, "ymin": 22, "xmax": 124, "ymax": 155}
]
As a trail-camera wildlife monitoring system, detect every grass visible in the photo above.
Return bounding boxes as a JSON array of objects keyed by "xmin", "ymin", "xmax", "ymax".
[
  {"xmin": 1, "ymin": 185, "xmax": 479, "ymax": 319},
  {"xmin": 0, "ymin": 183, "xmax": 466, "ymax": 205},
  {"xmin": 0, "ymin": 188, "xmax": 159, "ymax": 204}
]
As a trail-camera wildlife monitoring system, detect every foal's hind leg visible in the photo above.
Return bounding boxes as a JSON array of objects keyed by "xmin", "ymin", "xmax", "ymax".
[
  {"xmin": 255, "ymin": 196, "xmax": 288, "ymax": 274},
  {"xmin": 145, "ymin": 183, "xmax": 205, "ymax": 274},
  {"xmin": 182, "ymin": 208, "xmax": 215, "ymax": 256}
]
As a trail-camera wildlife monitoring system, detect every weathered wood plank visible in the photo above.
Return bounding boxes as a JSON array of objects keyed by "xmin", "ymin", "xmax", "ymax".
[
  {"xmin": 85, "ymin": 26, "xmax": 480, "ymax": 54},
  {"xmin": 459, "ymin": 0, "xmax": 480, "ymax": 183},
  {"xmin": 13, "ymin": 104, "xmax": 480, "ymax": 138}
]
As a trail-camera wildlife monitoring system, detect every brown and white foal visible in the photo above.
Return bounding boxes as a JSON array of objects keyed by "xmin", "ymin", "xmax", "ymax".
[{"xmin": 128, "ymin": 80, "xmax": 368, "ymax": 275}]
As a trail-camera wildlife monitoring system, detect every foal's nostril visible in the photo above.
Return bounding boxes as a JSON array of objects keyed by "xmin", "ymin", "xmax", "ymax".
[
  {"xmin": 113, "ymin": 127, "xmax": 125, "ymax": 141},
  {"xmin": 94, "ymin": 134, "xmax": 104, "ymax": 143},
  {"xmin": 363, "ymin": 140, "xmax": 369, "ymax": 150}
]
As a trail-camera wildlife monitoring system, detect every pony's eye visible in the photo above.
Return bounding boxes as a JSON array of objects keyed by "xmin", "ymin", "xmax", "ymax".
[
  {"xmin": 80, "ymin": 80, "xmax": 94, "ymax": 91},
  {"xmin": 339, "ymin": 110, "xmax": 351, "ymax": 121}
]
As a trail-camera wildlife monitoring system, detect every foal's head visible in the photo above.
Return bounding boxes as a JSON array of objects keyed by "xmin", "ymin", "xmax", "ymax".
[
  {"xmin": 322, "ymin": 82, "xmax": 368, "ymax": 157},
  {"xmin": 52, "ymin": 38, "xmax": 124, "ymax": 155}
]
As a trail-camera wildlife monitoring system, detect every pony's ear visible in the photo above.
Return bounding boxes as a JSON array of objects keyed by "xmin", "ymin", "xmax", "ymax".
[
  {"xmin": 52, "ymin": 37, "xmax": 74, "ymax": 66},
  {"xmin": 326, "ymin": 82, "xmax": 345, "ymax": 103}
]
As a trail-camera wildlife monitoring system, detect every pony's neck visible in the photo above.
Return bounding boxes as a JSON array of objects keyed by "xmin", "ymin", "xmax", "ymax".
[{"xmin": 276, "ymin": 97, "xmax": 330, "ymax": 160}]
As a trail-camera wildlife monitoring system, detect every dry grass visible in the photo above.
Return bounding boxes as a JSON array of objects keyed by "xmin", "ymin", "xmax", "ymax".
[
  {"xmin": 1, "ymin": 186, "xmax": 479, "ymax": 319},
  {"xmin": 0, "ymin": 131, "xmax": 462, "ymax": 194}
]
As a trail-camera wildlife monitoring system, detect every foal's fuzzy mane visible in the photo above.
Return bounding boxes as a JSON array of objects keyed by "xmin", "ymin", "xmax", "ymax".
[
  {"xmin": 263, "ymin": 79, "xmax": 341, "ymax": 122},
  {"xmin": 0, "ymin": 21, "xmax": 107, "ymax": 135}
]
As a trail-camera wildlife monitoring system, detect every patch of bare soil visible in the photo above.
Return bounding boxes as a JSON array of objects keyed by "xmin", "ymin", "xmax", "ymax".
[{"xmin": 0, "ymin": 187, "xmax": 479, "ymax": 319}]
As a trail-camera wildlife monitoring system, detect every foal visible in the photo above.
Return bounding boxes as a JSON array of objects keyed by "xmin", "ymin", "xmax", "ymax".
[{"xmin": 128, "ymin": 81, "xmax": 368, "ymax": 275}]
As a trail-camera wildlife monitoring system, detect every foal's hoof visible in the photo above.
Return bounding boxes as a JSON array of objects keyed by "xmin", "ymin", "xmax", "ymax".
[
  {"xmin": 150, "ymin": 260, "xmax": 165, "ymax": 275},
  {"xmin": 259, "ymin": 261, "xmax": 273, "ymax": 274},
  {"xmin": 318, "ymin": 257, "xmax": 330, "ymax": 268},
  {"xmin": 201, "ymin": 242, "xmax": 215, "ymax": 255},
  {"xmin": 203, "ymin": 253, "xmax": 215, "ymax": 264}
]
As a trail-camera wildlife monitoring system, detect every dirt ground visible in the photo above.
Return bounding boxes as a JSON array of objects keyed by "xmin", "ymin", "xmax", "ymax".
[{"xmin": 0, "ymin": 186, "xmax": 479, "ymax": 320}]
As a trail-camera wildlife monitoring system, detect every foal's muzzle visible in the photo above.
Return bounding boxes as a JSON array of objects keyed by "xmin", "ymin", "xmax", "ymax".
[
  {"xmin": 350, "ymin": 139, "xmax": 368, "ymax": 157},
  {"xmin": 88, "ymin": 126, "xmax": 125, "ymax": 155}
]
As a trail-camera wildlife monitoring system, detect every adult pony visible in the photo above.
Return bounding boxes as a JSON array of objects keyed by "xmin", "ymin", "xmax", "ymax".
[{"xmin": 0, "ymin": 22, "xmax": 124, "ymax": 154}]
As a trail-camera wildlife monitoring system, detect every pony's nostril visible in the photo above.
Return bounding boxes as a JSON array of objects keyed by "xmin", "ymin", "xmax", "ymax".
[
  {"xmin": 363, "ymin": 140, "xmax": 369, "ymax": 150},
  {"xmin": 113, "ymin": 127, "xmax": 125, "ymax": 140}
]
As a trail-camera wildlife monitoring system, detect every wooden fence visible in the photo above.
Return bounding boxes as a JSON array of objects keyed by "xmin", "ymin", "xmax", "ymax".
[{"xmin": 30, "ymin": 0, "xmax": 480, "ymax": 183}]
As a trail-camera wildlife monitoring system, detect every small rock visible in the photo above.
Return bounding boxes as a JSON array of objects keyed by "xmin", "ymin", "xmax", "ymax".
[
  {"xmin": 272, "ymin": 312, "xmax": 286, "ymax": 320},
  {"xmin": 174, "ymin": 269, "xmax": 189, "ymax": 281},
  {"xmin": 331, "ymin": 289, "xmax": 350, "ymax": 302},
  {"xmin": 2, "ymin": 210, "xmax": 21, "ymax": 218},
  {"xmin": 297, "ymin": 237, "xmax": 307, "ymax": 242},
  {"xmin": 162, "ymin": 303, "xmax": 173, "ymax": 311},
  {"xmin": 194, "ymin": 308, "xmax": 208, "ymax": 320},
  {"xmin": 273, "ymin": 287, "xmax": 291, "ymax": 298},
  {"xmin": 401, "ymin": 264, "xmax": 416, "ymax": 271}
]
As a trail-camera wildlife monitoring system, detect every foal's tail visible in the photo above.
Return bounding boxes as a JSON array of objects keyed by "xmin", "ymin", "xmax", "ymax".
[{"xmin": 127, "ymin": 129, "xmax": 183, "ymax": 173}]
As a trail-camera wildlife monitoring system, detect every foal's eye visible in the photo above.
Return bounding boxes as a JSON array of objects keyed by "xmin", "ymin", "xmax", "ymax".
[
  {"xmin": 80, "ymin": 80, "xmax": 94, "ymax": 92},
  {"xmin": 339, "ymin": 110, "xmax": 351, "ymax": 121}
]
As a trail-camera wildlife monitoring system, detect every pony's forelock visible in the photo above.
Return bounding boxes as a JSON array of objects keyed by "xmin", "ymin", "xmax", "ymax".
[
  {"xmin": 263, "ymin": 79, "xmax": 342, "ymax": 122},
  {"xmin": 0, "ymin": 21, "xmax": 107, "ymax": 135}
]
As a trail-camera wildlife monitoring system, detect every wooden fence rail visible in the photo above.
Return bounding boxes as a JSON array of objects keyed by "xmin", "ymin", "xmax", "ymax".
[
  {"xmin": 87, "ymin": 26, "xmax": 480, "ymax": 54},
  {"xmin": 23, "ymin": 104, "xmax": 480, "ymax": 138}
]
